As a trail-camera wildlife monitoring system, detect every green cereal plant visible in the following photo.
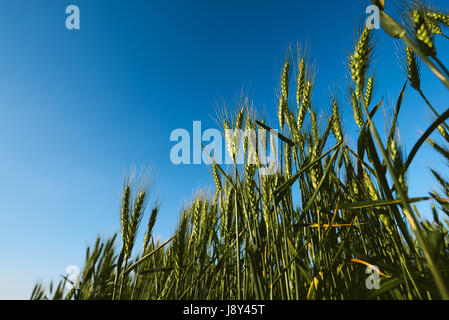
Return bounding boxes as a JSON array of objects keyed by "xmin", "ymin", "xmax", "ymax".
[{"xmin": 33, "ymin": 0, "xmax": 449, "ymax": 301}]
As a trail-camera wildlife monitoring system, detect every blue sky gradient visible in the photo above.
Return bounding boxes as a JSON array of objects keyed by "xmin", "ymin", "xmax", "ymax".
[{"xmin": 1, "ymin": 0, "xmax": 449, "ymax": 298}]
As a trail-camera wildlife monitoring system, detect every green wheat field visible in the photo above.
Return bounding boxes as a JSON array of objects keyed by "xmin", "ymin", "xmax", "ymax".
[{"xmin": 31, "ymin": 0, "xmax": 449, "ymax": 300}]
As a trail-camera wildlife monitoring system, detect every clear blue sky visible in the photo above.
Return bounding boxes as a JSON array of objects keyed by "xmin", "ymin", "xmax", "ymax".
[{"xmin": 1, "ymin": 0, "xmax": 448, "ymax": 299}]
